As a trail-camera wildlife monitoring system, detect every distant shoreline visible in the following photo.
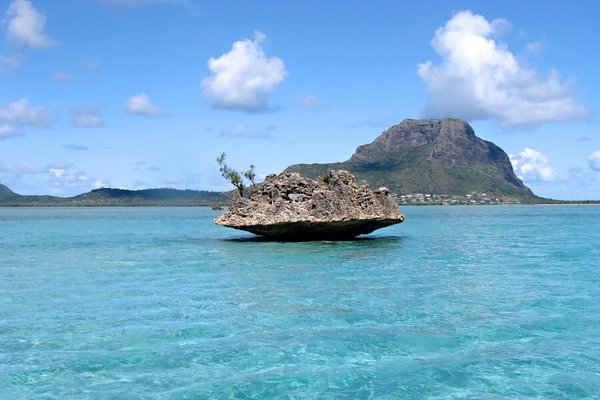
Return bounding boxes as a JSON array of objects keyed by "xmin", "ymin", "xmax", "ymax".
[
  {"xmin": 0, "ymin": 186, "xmax": 230, "ymax": 207},
  {"xmin": 532, "ymin": 203, "xmax": 600, "ymax": 206},
  {"xmin": 2, "ymin": 201, "xmax": 599, "ymax": 208},
  {"xmin": 401, "ymin": 202, "xmax": 600, "ymax": 207},
  {"xmin": 2, "ymin": 184, "xmax": 598, "ymax": 207}
]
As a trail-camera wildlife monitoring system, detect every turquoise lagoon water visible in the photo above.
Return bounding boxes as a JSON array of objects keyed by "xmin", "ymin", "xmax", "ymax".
[{"xmin": 1, "ymin": 205, "xmax": 599, "ymax": 399}]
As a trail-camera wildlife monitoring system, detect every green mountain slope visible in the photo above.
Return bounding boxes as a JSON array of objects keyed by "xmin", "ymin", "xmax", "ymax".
[{"xmin": 287, "ymin": 118, "xmax": 536, "ymax": 200}]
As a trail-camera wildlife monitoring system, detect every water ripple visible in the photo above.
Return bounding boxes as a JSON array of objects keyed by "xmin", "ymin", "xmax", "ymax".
[{"xmin": 1, "ymin": 206, "xmax": 599, "ymax": 398}]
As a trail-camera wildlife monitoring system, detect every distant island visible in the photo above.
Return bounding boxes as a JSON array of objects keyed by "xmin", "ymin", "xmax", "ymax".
[
  {"xmin": 2, "ymin": 118, "xmax": 599, "ymax": 207},
  {"xmin": 0, "ymin": 184, "xmax": 228, "ymax": 207}
]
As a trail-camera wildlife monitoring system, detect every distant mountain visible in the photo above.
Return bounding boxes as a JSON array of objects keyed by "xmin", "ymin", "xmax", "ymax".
[
  {"xmin": 287, "ymin": 118, "xmax": 536, "ymax": 200},
  {"xmin": 0, "ymin": 185, "xmax": 228, "ymax": 206},
  {"xmin": 0, "ymin": 183, "xmax": 17, "ymax": 199},
  {"xmin": 72, "ymin": 187, "xmax": 228, "ymax": 206}
]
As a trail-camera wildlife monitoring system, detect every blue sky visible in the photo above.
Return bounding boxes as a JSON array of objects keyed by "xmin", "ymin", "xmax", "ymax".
[{"xmin": 1, "ymin": 0, "xmax": 599, "ymax": 200}]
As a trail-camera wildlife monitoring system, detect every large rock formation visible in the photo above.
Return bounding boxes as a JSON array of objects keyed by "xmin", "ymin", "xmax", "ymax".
[
  {"xmin": 287, "ymin": 118, "xmax": 536, "ymax": 199},
  {"xmin": 214, "ymin": 170, "xmax": 404, "ymax": 240}
]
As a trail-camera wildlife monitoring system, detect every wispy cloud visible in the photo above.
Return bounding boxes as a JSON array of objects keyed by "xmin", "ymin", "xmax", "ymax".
[
  {"xmin": 0, "ymin": 124, "xmax": 18, "ymax": 139},
  {"xmin": 294, "ymin": 95, "xmax": 326, "ymax": 109},
  {"xmin": 80, "ymin": 59, "xmax": 101, "ymax": 70},
  {"xmin": 71, "ymin": 106, "xmax": 105, "ymax": 128},
  {"xmin": 2, "ymin": 161, "xmax": 44, "ymax": 175},
  {"xmin": 219, "ymin": 123, "xmax": 273, "ymax": 139},
  {"xmin": 0, "ymin": 98, "xmax": 53, "ymax": 138},
  {"xmin": 3, "ymin": 0, "xmax": 56, "ymax": 48},
  {"xmin": 524, "ymin": 41, "xmax": 543, "ymax": 56},
  {"xmin": 202, "ymin": 31, "xmax": 287, "ymax": 112},
  {"xmin": 132, "ymin": 161, "xmax": 161, "ymax": 171},
  {"xmin": 589, "ymin": 150, "xmax": 600, "ymax": 172},
  {"xmin": 0, "ymin": 53, "xmax": 23, "ymax": 71},
  {"xmin": 418, "ymin": 10, "xmax": 587, "ymax": 126},
  {"xmin": 51, "ymin": 71, "xmax": 73, "ymax": 82},
  {"xmin": 98, "ymin": 0, "xmax": 194, "ymax": 8},
  {"xmin": 126, "ymin": 93, "xmax": 162, "ymax": 116},
  {"xmin": 64, "ymin": 143, "xmax": 89, "ymax": 151},
  {"xmin": 345, "ymin": 116, "xmax": 397, "ymax": 130}
]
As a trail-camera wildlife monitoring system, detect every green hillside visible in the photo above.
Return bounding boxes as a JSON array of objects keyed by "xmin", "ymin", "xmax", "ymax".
[
  {"xmin": 0, "ymin": 186, "xmax": 228, "ymax": 207},
  {"xmin": 71, "ymin": 188, "xmax": 228, "ymax": 206}
]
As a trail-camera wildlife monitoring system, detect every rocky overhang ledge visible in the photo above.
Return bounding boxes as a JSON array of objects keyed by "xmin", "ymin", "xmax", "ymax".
[{"xmin": 214, "ymin": 170, "xmax": 405, "ymax": 240}]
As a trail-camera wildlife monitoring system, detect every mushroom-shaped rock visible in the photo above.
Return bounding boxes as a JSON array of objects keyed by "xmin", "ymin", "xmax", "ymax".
[{"xmin": 214, "ymin": 170, "xmax": 405, "ymax": 240}]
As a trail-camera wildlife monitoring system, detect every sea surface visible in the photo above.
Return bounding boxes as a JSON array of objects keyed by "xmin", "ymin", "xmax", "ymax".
[{"xmin": 1, "ymin": 205, "xmax": 599, "ymax": 399}]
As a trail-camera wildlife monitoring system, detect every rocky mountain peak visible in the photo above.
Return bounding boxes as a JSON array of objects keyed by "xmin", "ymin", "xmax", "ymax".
[
  {"xmin": 351, "ymin": 118, "xmax": 479, "ymax": 165},
  {"xmin": 286, "ymin": 118, "xmax": 535, "ymax": 199}
]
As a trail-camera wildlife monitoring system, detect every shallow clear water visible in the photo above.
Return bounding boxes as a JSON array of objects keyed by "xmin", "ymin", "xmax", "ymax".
[{"xmin": 1, "ymin": 206, "xmax": 599, "ymax": 399}]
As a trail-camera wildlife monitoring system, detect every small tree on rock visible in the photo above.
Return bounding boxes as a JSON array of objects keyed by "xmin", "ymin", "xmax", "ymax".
[
  {"xmin": 244, "ymin": 165, "xmax": 256, "ymax": 185},
  {"xmin": 217, "ymin": 153, "xmax": 257, "ymax": 197}
]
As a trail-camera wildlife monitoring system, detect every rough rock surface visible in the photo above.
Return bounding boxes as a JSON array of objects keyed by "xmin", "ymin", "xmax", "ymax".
[{"xmin": 214, "ymin": 170, "xmax": 404, "ymax": 239}]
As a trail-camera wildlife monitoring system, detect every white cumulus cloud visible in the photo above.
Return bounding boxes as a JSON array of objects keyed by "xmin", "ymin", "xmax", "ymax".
[
  {"xmin": 46, "ymin": 162, "xmax": 95, "ymax": 195},
  {"xmin": 0, "ymin": 160, "xmax": 102, "ymax": 196},
  {"xmin": 588, "ymin": 150, "xmax": 600, "ymax": 172},
  {"xmin": 3, "ymin": 0, "xmax": 56, "ymax": 48},
  {"xmin": 418, "ymin": 10, "xmax": 587, "ymax": 126},
  {"xmin": 202, "ymin": 31, "xmax": 287, "ymax": 112},
  {"xmin": 0, "ymin": 98, "xmax": 53, "ymax": 137},
  {"xmin": 0, "ymin": 98, "xmax": 53, "ymax": 126},
  {"xmin": 126, "ymin": 93, "xmax": 162, "ymax": 116},
  {"xmin": 510, "ymin": 148, "xmax": 555, "ymax": 182}
]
